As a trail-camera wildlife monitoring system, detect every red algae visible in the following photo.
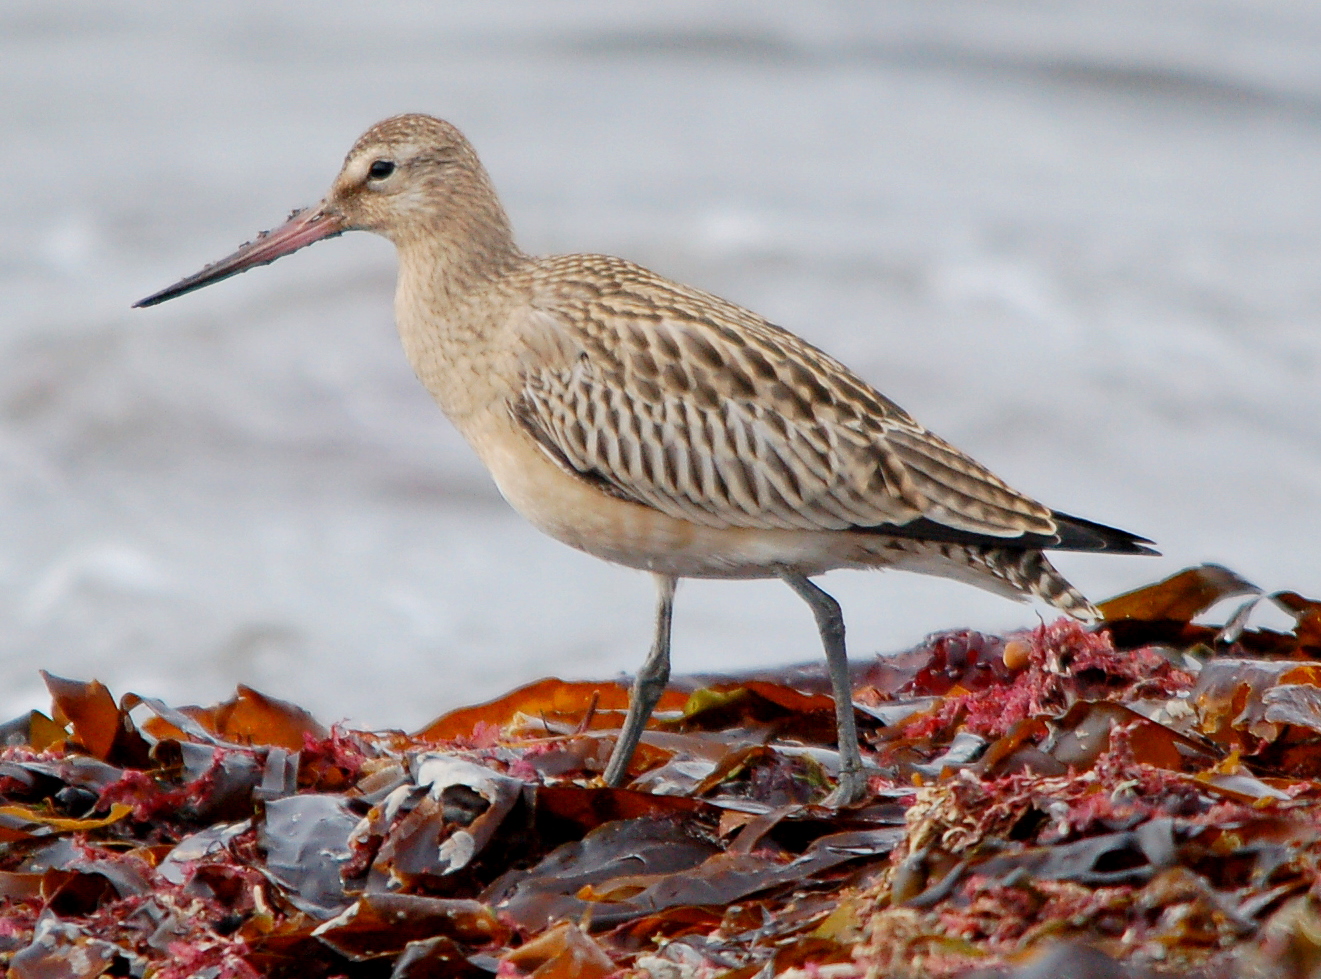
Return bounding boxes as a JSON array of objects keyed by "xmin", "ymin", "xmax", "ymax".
[
  {"xmin": 98, "ymin": 767, "xmax": 202, "ymax": 822},
  {"xmin": 900, "ymin": 619, "xmax": 1195, "ymax": 744},
  {"xmin": 2, "ymin": 568, "xmax": 1321, "ymax": 978}
]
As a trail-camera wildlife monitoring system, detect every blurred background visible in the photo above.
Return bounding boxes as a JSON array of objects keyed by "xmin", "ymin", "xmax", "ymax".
[{"xmin": 2, "ymin": 1, "xmax": 1319, "ymax": 729}]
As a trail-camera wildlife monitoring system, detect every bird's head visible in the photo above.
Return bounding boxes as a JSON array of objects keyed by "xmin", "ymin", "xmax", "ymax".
[
  {"xmin": 135, "ymin": 114, "xmax": 511, "ymax": 308},
  {"xmin": 326, "ymin": 114, "xmax": 499, "ymax": 243}
]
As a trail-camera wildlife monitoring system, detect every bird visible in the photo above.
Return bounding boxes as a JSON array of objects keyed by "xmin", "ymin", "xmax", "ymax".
[{"xmin": 135, "ymin": 114, "xmax": 1155, "ymax": 806}]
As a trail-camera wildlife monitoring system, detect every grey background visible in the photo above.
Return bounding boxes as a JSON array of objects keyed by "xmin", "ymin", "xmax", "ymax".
[{"xmin": 2, "ymin": 2, "xmax": 1318, "ymax": 728}]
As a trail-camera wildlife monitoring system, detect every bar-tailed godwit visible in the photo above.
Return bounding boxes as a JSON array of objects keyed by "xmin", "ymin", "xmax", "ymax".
[{"xmin": 137, "ymin": 114, "xmax": 1155, "ymax": 805}]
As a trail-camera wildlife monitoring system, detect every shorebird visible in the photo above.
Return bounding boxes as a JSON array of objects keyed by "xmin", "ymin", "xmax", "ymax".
[{"xmin": 136, "ymin": 114, "xmax": 1154, "ymax": 805}]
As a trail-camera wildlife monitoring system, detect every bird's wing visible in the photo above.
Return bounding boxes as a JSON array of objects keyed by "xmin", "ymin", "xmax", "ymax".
[{"xmin": 509, "ymin": 274, "xmax": 1059, "ymax": 541}]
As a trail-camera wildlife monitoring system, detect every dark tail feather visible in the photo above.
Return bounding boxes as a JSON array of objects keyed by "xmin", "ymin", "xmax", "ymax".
[{"xmin": 1049, "ymin": 511, "xmax": 1159, "ymax": 555}]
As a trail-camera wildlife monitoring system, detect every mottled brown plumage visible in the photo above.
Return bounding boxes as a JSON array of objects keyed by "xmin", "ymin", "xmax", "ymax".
[{"xmin": 136, "ymin": 113, "xmax": 1155, "ymax": 805}]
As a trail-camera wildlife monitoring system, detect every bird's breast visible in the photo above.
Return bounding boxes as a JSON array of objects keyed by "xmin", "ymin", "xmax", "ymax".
[
  {"xmin": 459, "ymin": 410, "xmax": 877, "ymax": 580},
  {"xmin": 393, "ymin": 293, "xmax": 512, "ymax": 423}
]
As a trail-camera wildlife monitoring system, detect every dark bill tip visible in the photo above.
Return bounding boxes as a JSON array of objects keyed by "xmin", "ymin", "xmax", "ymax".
[{"xmin": 134, "ymin": 206, "xmax": 344, "ymax": 308}]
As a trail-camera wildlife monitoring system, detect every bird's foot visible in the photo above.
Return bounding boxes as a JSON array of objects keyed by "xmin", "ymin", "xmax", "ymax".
[{"xmin": 821, "ymin": 767, "xmax": 870, "ymax": 808}]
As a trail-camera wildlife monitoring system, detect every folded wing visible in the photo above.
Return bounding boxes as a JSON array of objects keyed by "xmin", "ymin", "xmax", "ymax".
[{"xmin": 510, "ymin": 268, "xmax": 1151, "ymax": 555}]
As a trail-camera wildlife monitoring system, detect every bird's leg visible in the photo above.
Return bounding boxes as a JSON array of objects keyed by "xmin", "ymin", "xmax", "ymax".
[
  {"xmin": 776, "ymin": 571, "xmax": 868, "ymax": 807},
  {"xmin": 603, "ymin": 573, "xmax": 678, "ymax": 787}
]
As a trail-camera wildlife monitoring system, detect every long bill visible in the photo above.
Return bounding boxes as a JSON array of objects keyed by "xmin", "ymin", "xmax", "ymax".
[{"xmin": 134, "ymin": 205, "xmax": 344, "ymax": 308}]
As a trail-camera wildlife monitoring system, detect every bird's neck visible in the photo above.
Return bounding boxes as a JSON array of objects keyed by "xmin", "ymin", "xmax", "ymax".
[
  {"xmin": 395, "ymin": 202, "xmax": 524, "ymax": 311},
  {"xmin": 392, "ymin": 211, "xmax": 528, "ymax": 422}
]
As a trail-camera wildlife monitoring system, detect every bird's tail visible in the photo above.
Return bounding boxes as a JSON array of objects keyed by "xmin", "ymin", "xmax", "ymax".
[
  {"xmin": 872, "ymin": 539, "xmax": 1101, "ymax": 623},
  {"xmin": 976, "ymin": 547, "xmax": 1100, "ymax": 623}
]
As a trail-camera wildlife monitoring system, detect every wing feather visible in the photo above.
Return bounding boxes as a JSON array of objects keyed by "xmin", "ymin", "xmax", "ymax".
[{"xmin": 511, "ymin": 266, "xmax": 1062, "ymax": 544}]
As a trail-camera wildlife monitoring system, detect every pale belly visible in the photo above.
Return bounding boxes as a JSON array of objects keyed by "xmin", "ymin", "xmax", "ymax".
[{"xmin": 461, "ymin": 412, "xmax": 886, "ymax": 579}]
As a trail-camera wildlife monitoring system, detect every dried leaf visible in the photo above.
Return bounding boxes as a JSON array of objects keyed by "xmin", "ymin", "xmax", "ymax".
[
  {"xmin": 0, "ymin": 802, "xmax": 133, "ymax": 834},
  {"xmin": 502, "ymin": 922, "xmax": 615, "ymax": 979},
  {"xmin": 487, "ymin": 817, "xmax": 719, "ymax": 930},
  {"xmin": 1262, "ymin": 684, "xmax": 1321, "ymax": 734},
  {"xmin": 260, "ymin": 794, "xmax": 359, "ymax": 918},
  {"xmin": 391, "ymin": 935, "xmax": 489, "ymax": 978},
  {"xmin": 41, "ymin": 671, "xmax": 119, "ymax": 760},
  {"xmin": 1272, "ymin": 591, "xmax": 1321, "ymax": 652},
  {"xmin": 1191, "ymin": 659, "xmax": 1298, "ymax": 745},
  {"xmin": 186, "ymin": 684, "xmax": 327, "ymax": 749},
  {"xmin": 8, "ymin": 919, "xmax": 125, "ymax": 979},
  {"xmin": 365, "ymin": 755, "xmax": 524, "ymax": 887},
  {"xmin": 414, "ymin": 677, "xmax": 687, "ymax": 742},
  {"xmin": 1047, "ymin": 702, "xmax": 1218, "ymax": 772},
  {"xmin": 1099, "ymin": 564, "xmax": 1260, "ymax": 624},
  {"xmin": 0, "ymin": 710, "xmax": 67, "ymax": 751},
  {"xmin": 313, "ymin": 894, "xmax": 509, "ymax": 960}
]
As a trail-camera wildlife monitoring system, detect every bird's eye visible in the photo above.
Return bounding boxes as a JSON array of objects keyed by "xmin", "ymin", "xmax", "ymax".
[{"xmin": 367, "ymin": 160, "xmax": 396, "ymax": 180}]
